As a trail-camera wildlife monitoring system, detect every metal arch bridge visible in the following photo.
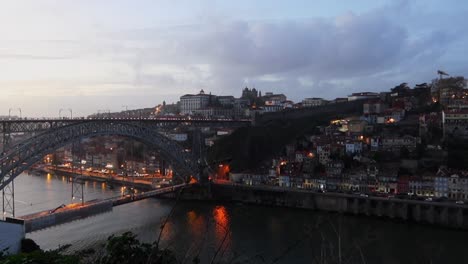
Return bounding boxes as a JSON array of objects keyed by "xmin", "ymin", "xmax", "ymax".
[
  {"xmin": 0, "ymin": 117, "xmax": 250, "ymax": 217},
  {"xmin": 0, "ymin": 117, "xmax": 251, "ymax": 135},
  {"xmin": 0, "ymin": 120, "xmax": 199, "ymax": 189}
]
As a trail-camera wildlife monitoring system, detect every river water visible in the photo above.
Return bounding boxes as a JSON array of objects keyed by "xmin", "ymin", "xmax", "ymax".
[{"xmin": 9, "ymin": 173, "xmax": 468, "ymax": 263}]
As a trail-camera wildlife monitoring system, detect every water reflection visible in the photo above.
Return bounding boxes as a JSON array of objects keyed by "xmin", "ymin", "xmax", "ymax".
[
  {"xmin": 46, "ymin": 173, "xmax": 52, "ymax": 183},
  {"xmin": 212, "ymin": 206, "xmax": 231, "ymax": 255},
  {"xmin": 14, "ymin": 173, "xmax": 468, "ymax": 264},
  {"xmin": 186, "ymin": 210, "xmax": 206, "ymax": 239}
]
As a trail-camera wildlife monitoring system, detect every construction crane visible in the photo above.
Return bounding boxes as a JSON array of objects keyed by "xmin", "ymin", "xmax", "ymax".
[{"xmin": 437, "ymin": 70, "xmax": 449, "ymax": 79}]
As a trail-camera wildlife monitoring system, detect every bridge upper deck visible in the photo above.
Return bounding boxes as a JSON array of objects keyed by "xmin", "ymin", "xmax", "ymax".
[{"xmin": 0, "ymin": 117, "xmax": 252, "ymax": 133}]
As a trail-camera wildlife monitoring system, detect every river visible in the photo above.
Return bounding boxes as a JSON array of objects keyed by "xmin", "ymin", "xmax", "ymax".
[{"xmin": 10, "ymin": 172, "xmax": 468, "ymax": 263}]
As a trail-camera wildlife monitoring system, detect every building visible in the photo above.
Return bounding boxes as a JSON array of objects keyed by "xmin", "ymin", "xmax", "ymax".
[
  {"xmin": 381, "ymin": 135, "xmax": 420, "ymax": 153},
  {"xmin": 241, "ymin": 87, "xmax": 259, "ymax": 100},
  {"xmin": 397, "ymin": 175, "xmax": 410, "ymax": 194},
  {"xmin": 262, "ymin": 92, "xmax": 287, "ymax": 103},
  {"xmin": 432, "ymin": 77, "xmax": 467, "ymax": 106},
  {"xmin": 193, "ymin": 107, "xmax": 234, "ymax": 118},
  {"xmin": 179, "ymin": 90, "xmax": 211, "ymax": 115},
  {"xmin": 317, "ymin": 145, "xmax": 331, "ymax": 165},
  {"xmin": 325, "ymin": 161, "xmax": 344, "ymax": 177},
  {"xmin": 363, "ymin": 100, "xmax": 387, "ymax": 114},
  {"xmin": 409, "ymin": 177, "xmax": 434, "ymax": 196},
  {"xmin": 434, "ymin": 176, "xmax": 449, "ymax": 197},
  {"xmin": 217, "ymin": 96, "xmax": 235, "ymax": 107},
  {"xmin": 348, "ymin": 120, "xmax": 368, "ymax": 134},
  {"xmin": 279, "ymin": 175, "xmax": 291, "ymax": 187},
  {"xmin": 348, "ymin": 92, "xmax": 380, "ymax": 101},
  {"xmin": 443, "ymin": 109, "xmax": 468, "ymax": 138},
  {"xmin": 304, "ymin": 177, "xmax": 326, "ymax": 190},
  {"xmin": 448, "ymin": 174, "xmax": 468, "ymax": 200},
  {"xmin": 345, "ymin": 141, "xmax": 363, "ymax": 155},
  {"xmin": 302, "ymin": 98, "xmax": 328, "ymax": 107}
]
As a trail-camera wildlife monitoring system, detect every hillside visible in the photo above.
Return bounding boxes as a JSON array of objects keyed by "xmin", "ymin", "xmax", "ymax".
[{"xmin": 207, "ymin": 105, "xmax": 361, "ymax": 172}]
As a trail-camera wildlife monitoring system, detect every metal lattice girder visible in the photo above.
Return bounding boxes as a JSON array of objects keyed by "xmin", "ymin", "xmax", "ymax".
[
  {"xmin": 0, "ymin": 118, "xmax": 250, "ymax": 133},
  {"xmin": 2, "ymin": 175, "xmax": 14, "ymax": 218},
  {"xmin": 71, "ymin": 176, "xmax": 84, "ymax": 205},
  {"xmin": 0, "ymin": 121, "xmax": 205, "ymax": 191}
]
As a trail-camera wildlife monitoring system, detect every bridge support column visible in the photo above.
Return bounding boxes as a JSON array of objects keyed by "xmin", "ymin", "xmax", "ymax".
[
  {"xmin": 2, "ymin": 174, "xmax": 15, "ymax": 219},
  {"xmin": 1, "ymin": 123, "xmax": 15, "ymax": 218},
  {"xmin": 70, "ymin": 140, "xmax": 85, "ymax": 205}
]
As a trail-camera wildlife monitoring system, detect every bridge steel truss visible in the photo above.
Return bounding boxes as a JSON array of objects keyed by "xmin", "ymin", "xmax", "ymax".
[
  {"xmin": 0, "ymin": 120, "xmax": 208, "ymax": 217},
  {"xmin": 0, "ymin": 118, "xmax": 250, "ymax": 135}
]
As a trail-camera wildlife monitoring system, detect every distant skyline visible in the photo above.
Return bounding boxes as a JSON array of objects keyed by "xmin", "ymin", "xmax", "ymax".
[{"xmin": 0, "ymin": 0, "xmax": 467, "ymax": 117}]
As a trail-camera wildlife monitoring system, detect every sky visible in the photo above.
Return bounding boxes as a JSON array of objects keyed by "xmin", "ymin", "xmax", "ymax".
[{"xmin": 0, "ymin": 0, "xmax": 467, "ymax": 117}]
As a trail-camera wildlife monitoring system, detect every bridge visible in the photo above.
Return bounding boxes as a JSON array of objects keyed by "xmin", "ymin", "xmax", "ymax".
[
  {"xmin": 16, "ymin": 183, "xmax": 192, "ymax": 233},
  {"xmin": 0, "ymin": 117, "xmax": 251, "ymax": 217}
]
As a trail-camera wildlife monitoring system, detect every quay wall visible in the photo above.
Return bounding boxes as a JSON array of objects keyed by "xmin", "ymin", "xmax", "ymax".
[
  {"xmin": 34, "ymin": 169, "xmax": 153, "ymax": 191},
  {"xmin": 209, "ymin": 184, "xmax": 468, "ymax": 229},
  {"xmin": 21, "ymin": 200, "xmax": 113, "ymax": 233}
]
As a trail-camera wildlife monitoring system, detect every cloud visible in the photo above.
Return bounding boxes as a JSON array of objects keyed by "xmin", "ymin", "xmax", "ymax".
[
  {"xmin": 97, "ymin": 1, "xmax": 464, "ymax": 101},
  {"xmin": 1, "ymin": 0, "xmax": 466, "ymax": 116},
  {"xmin": 0, "ymin": 54, "xmax": 71, "ymax": 60}
]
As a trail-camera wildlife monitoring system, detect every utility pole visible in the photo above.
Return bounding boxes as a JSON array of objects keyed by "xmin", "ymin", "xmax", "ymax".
[{"xmin": 59, "ymin": 108, "xmax": 73, "ymax": 119}]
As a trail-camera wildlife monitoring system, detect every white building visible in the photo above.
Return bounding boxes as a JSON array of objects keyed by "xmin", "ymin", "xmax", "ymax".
[
  {"xmin": 179, "ymin": 90, "xmax": 211, "ymax": 115},
  {"xmin": 345, "ymin": 141, "xmax": 363, "ymax": 155}
]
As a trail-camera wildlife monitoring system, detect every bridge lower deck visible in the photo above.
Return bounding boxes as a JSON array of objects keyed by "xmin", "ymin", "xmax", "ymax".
[{"xmin": 13, "ymin": 183, "xmax": 189, "ymax": 233}]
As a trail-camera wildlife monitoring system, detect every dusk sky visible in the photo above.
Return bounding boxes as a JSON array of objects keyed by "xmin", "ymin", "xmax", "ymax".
[{"xmin": 1, "ymin": 0, "xmax": 467, "ymax": 117}]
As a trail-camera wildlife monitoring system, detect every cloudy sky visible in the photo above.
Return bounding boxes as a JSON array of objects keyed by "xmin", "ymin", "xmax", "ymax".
[{"xmin": 0, "ymin": 0, "xmax": 467, "ymax": 117}]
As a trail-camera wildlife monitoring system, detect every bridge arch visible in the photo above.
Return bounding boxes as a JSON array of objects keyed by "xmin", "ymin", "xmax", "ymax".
[{"xmin": 0, "ymin": 121, "xmax": 199, "ymax": 190}]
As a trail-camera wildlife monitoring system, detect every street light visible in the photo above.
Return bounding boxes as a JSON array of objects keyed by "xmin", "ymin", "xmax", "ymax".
[{"xmin": 59, "ymin": 108, "xmax": 73, "ymax": 119}]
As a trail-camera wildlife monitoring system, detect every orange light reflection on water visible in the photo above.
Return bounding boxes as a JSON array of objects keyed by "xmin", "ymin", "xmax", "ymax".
[
  {"xmin": 187, "ymin": 210, "xmax": 206, "ymax": 240},
  {"xmin": 213, "ymin": 206, "xmax": 231, "ymax": 250},
  {"xmin": 159, "ymin": 220, "xmax": 174, "ymax": 242}
]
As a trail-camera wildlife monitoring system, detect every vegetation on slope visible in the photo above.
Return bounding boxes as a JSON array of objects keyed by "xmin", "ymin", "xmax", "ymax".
[{"xmin": 207, "ymin": 114, "xmax": 345, "ymax": 172}]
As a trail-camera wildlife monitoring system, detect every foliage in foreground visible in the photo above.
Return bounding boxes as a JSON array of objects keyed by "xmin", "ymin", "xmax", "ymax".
[{"xmin": 0, "ymin": 232, "xmax": 179, "ymax": 264}]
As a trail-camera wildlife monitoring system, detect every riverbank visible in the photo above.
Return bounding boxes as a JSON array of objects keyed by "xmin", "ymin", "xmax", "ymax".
[
  {"xmin": 176, "ymin": 182, "xmax": 468, "ymax": 230},
  {"xmin": 29, "ymin": 167, "xmax": 154, "ymax": 191},
  {"xmin": 12, "ymin": 172, "xmax": 468, "ymax": 263}
]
